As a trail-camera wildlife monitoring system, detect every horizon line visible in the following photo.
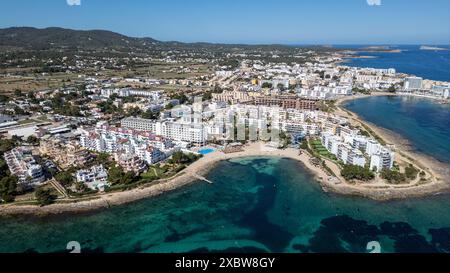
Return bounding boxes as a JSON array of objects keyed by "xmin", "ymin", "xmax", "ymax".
[{"xmin": 2, "ymin": 25, "xmax": 450, "ymax": 46}]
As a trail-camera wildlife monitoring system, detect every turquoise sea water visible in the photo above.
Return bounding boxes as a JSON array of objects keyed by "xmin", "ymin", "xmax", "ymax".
[
  {"xmin": 1, "ymin": 157, "xmax": 450, "ymax": 253},
  {"xmin": 1, "ymin": 47, "xmax": 450, "ymax": 254},
  {"xmin": 343, "ymin": 45, "xmax": 450, "ymax": 82},
  {"xmin": 343, "ymin": 96, "xmax": 450, "ymax": 164}
]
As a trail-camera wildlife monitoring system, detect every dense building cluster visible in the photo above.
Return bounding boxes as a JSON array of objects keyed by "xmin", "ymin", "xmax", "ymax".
[
  {"xmin": 80, "ymin": 122, "xmax": 178, "ymax": 165},
  {"xmin": 4, "ymin": 147, "xmax": 45, "ymax": 188},
  {"xmin": 1, "ymin": 42, "xmax": 448, "ymax": 203}
]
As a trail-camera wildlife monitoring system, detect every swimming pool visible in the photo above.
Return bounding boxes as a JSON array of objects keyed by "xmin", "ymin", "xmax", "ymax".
[{"xmin": 198, "ymin": 148, "xmax": 215, "ymax": 155}]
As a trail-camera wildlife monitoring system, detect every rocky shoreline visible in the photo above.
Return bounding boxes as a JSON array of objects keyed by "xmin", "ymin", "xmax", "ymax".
[{"xmin": 1, "ymin": 137, "xmax": 449, "ymax": 216}]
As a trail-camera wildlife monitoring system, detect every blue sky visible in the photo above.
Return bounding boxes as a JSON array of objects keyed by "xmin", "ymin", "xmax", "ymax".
[{"xmin": 0, "ymin": 0, "xmax": 449, "ymax": 44}]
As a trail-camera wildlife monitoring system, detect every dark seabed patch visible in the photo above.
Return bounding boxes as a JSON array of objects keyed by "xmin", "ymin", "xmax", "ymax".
[{"xmin": 2, "ymin": 157, "xmax": 450, "ymax": 253}]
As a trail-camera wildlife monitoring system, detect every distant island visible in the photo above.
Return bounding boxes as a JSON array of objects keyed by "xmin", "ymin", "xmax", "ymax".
[
  {"xmin": 420, "ymin": 46, "xmax": 450, "ymax": 51},
  {"xmin": 360, "ymin": 46, "xmax": 403, "ymax": 53}
]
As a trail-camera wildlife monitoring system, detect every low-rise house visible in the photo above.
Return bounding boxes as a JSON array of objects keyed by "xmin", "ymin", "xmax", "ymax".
[
  {"xmin": 75, "ymin": 165, "xmax": 109, "ymax": 191},
  {"xmin": 4, "ymin": 147, "xmax": 46, "ymax": 188},
  {"xmin": 39, "ymin": 139, "xmax": 91, "ymax": 170},
  {"xmin": 79, "ymin": 124, "xmax": 177, "ymax": 166},
  {"xmin": 114, "ymin": 153, "xmax": 147, "ymax": 174}
]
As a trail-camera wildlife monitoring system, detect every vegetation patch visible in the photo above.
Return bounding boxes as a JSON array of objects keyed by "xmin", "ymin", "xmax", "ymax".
[{"xmin": 341, "ymin": 165, "xmax": 375, "ymax": 181}]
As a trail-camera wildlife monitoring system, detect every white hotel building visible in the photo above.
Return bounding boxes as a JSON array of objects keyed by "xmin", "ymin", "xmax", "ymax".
[
  {"xmin": 79, "ymin": 124, "xmax": 175, "ymax": 165},
  {"xmin": 322, "ymin": 133, "xmax": 366, "ymax": 167},
  {"xmin": 3, "ymin": 147, "xmax": 46, "ymax": 188},
  {"xmin": 101, "ymin": 88, "xmax": 163, "ymax": 100},
  {"xmin": 365, "ymin": 139, "xmax": 395, "ymax": 171},
  {"xmin": 321, "ymin": 131, "xmax": 394, "ymax": 171},
  {"xmin": 75, "ymin": 165, "xmax": 109, "ymax": 191},
  {"xmin": 121, "ymin": 117, "xmax": 207, "ymax": 144}
]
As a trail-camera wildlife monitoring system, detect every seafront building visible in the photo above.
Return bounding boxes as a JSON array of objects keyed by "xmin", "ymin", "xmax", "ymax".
[
  {"xmin": 120, "ymin": 103, "xmax": 348, "ymax": 146},
  {"xmin": 404, "ymin": 77, "xmax": 423, "ymax": 91},
  {"xmin": 321, "ymin": 129, "xmax": 394, "ymax": 171},
  {"xmin": 121, "ymin": 117, "xmax": 207, "ymax": 145},
  {"xmin": 4, "ymin": 47, "xmax": 446, "ymax": 198},
  {"xmin": 39, "ymin": 139, "xmax": 91, "ymax": 170},
  {"xmin": 399, "ymin": 81, "xmax": 450, "ymax": 100},
  {"xmin": 75, "ymin": 165, "xmax": 109, "ymax": 191},
  {"xmin": 101, "ymin": 88, "xmax": 163, "ymax": 100},
  {"xmin": 79, "ymin": 123, "xmax": 178, "ymax": 165},
  {"xmin": 3, "ymin": 147, "xmax": 46, "ymax": 188},
  {"xmin": 370, "ymin": 148, "xmax": 395, "ymax": 171},
  {"xmin": 114, "ymin": 153, "xmax": 147, "ymax": 174}
]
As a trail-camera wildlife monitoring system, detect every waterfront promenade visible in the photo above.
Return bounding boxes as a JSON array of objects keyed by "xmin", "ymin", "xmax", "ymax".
[{"xmin": 1, "ymin": 140, "xmax": 449, "ymax": 216}]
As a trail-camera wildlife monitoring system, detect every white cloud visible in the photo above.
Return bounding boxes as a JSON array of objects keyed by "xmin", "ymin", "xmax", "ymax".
[
  {"xmin": 367, "ymin": 0, "xmax": 381, "ymax": 6},
  {"xmin": 67, "ymin": 0, "xmax": 81, "ymax": 6}
]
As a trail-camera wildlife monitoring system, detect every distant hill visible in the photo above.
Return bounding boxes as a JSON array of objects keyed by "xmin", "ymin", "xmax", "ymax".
[
  {"xmin": 0, "ymin": 27, "xmax": 162, "ymax": 51},
  {"xmin": 0, "ymin": 27, "xmax": 338, "ymax": 53}
]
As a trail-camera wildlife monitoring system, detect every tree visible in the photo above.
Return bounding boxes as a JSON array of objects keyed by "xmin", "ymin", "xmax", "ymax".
[
  {"xmin": 35, "ymin": 187, "xmax": 56, "ymax": 206},
  {"xmin": 213, "ymin": 85, "xmax": 223, "ymax": 94},
  {"xmin": 13, "ymin": 106, "xmax": 27, "ymax": 115},
  {"xmin": 14, "ymin": 89, "xmax": 23, "ymax": 97},
  {"xmin": 169, "ymin": 152, "xmax": 201, "ymax": 165},
  {"xmin": 26, "ymin": 135, "xmax": 40, "ymax": 145},
  {"xmin": 11, "ymin": 135, "xmax": 22, "ymax": 144},
  {"xmin": 341, "ymin": 165, "xmax": 375, "ymax": 181},
  {"xmin": 170, "ymin": 152, "xmax": 185, "ymax": 164},
  {"xmin": 381, "ymin": 169, "xmax": 407, "ymax": 184},
  {"xmin": 300, "ymin": 140, "xmax": 308, "ymax": 150},
  {"xmin": 126, "ymin": 107, "xmax": 142, "ymax": 117},
  {"xmin": 0, "ymin": 158, "xmax": 8, "ymax": 177},
  {"xmin": 97, "ymin": 100, "xmax": 118, "ymax": 115},
  {"xmin": 108, "ymin": 165, "xmax": 125, "ymax": 185},
  {"xmin": 277, "ymin": 83, "xmax": 286, "ymax": 91},
  {"xmin": 352, "ymin": 87, "xmax": 371, "ymax": 95},
  {"xmin": 279, "ymin": 131, "xmax": 291, "ymax": 148},
  {"xmin": 404, "ymin": 164, "xmax": 419, "ymax": 180},
  {"xmin": 0, "ymin": 95, "xmax": 10, "ymax": 103},
  {"xmin": 316, "ymin": 71, "xmax": 325, "ymax": 79},
  {"xmin": 0, "ymin": 176, "xmax": 18, "ymax": 203},
  {"xmin": 387, "ymin": 85, "xmax": 396, "ymax": 93},
  {"xmin": 108, "ymin": 165, "xmax": 136, "ymax": 185},
  {"xmin": 202, "ymin": 91, "xmax": 213, "ymax": 101},
  {"xmin": 261, "ymin": 82, "xmax": 272, "ymax": 89},
  {"xmin": 55, "ymin": 172, "xmax": 74, "ymax": 187},
  {"xmin": 170, "ymin": 93, "xmax": 188, "ymax": 104},
  {"xmin": 0, "ymin": 139, "xmax": 16, "ymax": 154},
  {"xmin": 74, "ymin": 182, "xmax": 88, "ymax": 192},
  {"xmin": 27, "ymin": 91, "xmax": 39, "ymax": 104},
  {"xmin": 141, "ymin": 109, "xmax": 160, "ymax": 120},
  {"xmin": 93, "ymin": 153, "xmax": 111, "ymax": 167}
]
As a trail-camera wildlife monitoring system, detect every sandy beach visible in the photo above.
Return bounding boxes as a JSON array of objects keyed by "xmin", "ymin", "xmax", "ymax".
[
  {"xmin": 1, "ymin": 92, "xmax": 449, "ymax": 216},
  {"xmin": 0, "ymin": 143, "xmax": 329, "ymax": 216},
  {"xmin": 336, "ymin": 93, "xmax": 450, "ymax": 188},
  {"xmin": 1, "ymin": 134, "xmax": 449, "ymax": 216}
]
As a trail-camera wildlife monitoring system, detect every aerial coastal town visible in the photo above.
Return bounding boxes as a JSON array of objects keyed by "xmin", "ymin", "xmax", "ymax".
[{"xmin": 0, "ymin": 29, "xmax": 449, "ymax": 211}]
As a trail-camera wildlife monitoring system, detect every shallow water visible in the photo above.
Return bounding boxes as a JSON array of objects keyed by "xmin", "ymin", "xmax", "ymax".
[
  {"xmin": 1, "ymin": 157, "xmax": 450, "ymax": 253},
  {"xmin": 343, "ymin": 96, "xmax": 450, "ymax": 164},
  {"xmin": 344, "ymin": 45, "xmax": 450, "ymax": 82}
]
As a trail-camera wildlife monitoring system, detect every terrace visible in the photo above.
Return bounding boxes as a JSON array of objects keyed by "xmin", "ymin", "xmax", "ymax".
[{"xmin": 309, "ymin": 139, "xmax": 338, "ymax": 162}]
